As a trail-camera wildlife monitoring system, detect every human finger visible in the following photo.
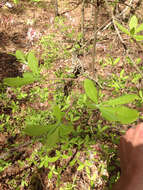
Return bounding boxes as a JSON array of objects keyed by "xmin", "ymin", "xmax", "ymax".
[{"xmin": 134, "ymin": 123, "xmax": 143, "ymax": 145}]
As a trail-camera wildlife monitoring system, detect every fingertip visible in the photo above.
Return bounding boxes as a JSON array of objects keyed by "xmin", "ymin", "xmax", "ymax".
[
  {"xmin": 136, "ymin": 123, "xmax": 143, "ymax": 129},
  {"xmin": 125, "ymin": 128, "xmax": 134, "ymax": 139}
]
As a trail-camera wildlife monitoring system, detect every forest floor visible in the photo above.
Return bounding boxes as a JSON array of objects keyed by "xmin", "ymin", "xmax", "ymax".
[{"xmin": 0, "ymin": 0, "xmax": 143, "ymax": 189}]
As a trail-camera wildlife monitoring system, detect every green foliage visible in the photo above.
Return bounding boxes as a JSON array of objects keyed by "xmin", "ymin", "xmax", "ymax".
[
  {"xmin": 40, "ymin": 34, "xmax": 69, "ymax": 65},
  {"xmin": 24, "ymin": 105, "xmax": 73, "ymax": 147},
  {"xmin": 15, "ymin": 50, "xmax": 26, "ymax": 63},
  {"xmin": 99, "ymin": 106, "xmax": 139, "ymax": 124},
  {"xmin": 27, "ymin": 52, "xmax": 39, "ymax": 75},
  {"xmin": 4, "ymin": 72, "xmax": 36, "ymax": 87},
  {"xmin": 115, "ymin": 15, "xmax": 143, "ymax": 41},
  {"xmin": 84, "ymin": 79, "xmax": 98, "ymax": 104},
  {"xmin": 0, "ymin": 159, "xmax": 11, "ymax": 172},
  {"xmin": 24, "ymin": 125, "xmax": 49, "ymax": 137},
  {"xmin": 103, "ymin": 94, "xmax": 139, "ymax": 106},
  {"xmin": 53, "ymin": 105, "xmax": 65, "ymax": 124},
  {"xmin": 106, "ymin": 69, "xmax": 129, "ymax": 92},
  {"xmin": 23, "ymin": 78, "xmax": 139, "ymax": 151},
  {"xmin": 1, "ymin": 4, "xmax": 142, "ymax": 188},
  {"xmin": 3, "ymin": 50, "xmax": 40, "ymax": 87},
  {"xmin": 84, "ymin": 79, "xmax": 139, "ymax": 124},
  {"xmin": 115, "ymin": 21, "xmax": 130, "ymax": 36}
]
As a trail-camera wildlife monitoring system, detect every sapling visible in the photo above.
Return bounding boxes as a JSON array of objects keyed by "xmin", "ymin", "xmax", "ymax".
[
  {"xmin": 3, "ymin": 50, "xmax": 40, "ymax": 87},
  {"xmin": 84, "ymin": 79, "xmax": 139, "ymax": 124},
  {"xmin": 115, "ymin": 15, "xmax": 143, "ymax": 41},
  {"xmin": 24, "ymin": 105, "xmax": 74, "ymax": 147}
]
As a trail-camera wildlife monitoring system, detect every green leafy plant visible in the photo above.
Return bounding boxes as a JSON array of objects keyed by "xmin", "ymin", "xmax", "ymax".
[
  {"xmin": 0, "ymin": 159, "xmax": 11, "ymax": 172},
  {"xmin": 84, "ymin": 79, "xmax": 139, "ymax": 124},
  {"xmin": 3, "ymin": 50, "xmax": 40, "ymax": 87},
  {"xmin": 107, "ymin": 69, "xmax": 129, "ymax": 92},
  {"xmin": 115, "ymin": 15, "xmax": 143, "ymax": 41},
  {"xmin": 24, "ymin": 105, "xmax": 74, "ymax": 147}
]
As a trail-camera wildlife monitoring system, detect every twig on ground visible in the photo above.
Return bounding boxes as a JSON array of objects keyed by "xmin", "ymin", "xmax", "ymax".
[
  {"xmin": 60, "ymin": 148, "xmax": 78, "ymax": 176},
  {"xmin": 0, "ymin": 140, "xmax": 33, "ymax": 160}
]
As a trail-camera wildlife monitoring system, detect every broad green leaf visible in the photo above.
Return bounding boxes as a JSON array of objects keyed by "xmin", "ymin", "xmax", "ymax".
[
  {"xmin": 129, "ymin": 15, "xmax": 138, "ymax": 31},
  {"xmin": 99, "ymin": 106, "xmax": 119, "ymax": 122},
  {"xmin": 135, "ymin": 23, "xmax": 143, "ymax": 34},
  {"xmin": 24, "ymin": 125, "xmax": 49, "ymax": 136},
  {"xmin": 27, "ymin": 52, "xmax": 39, "ymax": 75},
  {"xmin": 133, "ymin": 35, "xmax": 143, "ymax": 41},
  {"xmin": 15, "ymin": 50, "xmax": 25, "ymax": 62},
  {"xmin": 53, "ymin": 105, "xmax": 64, "ymax": 123},
  {"xmin": 99, "ymin": 105, "xmax": 139, "ymax": 124},
  {"xmin": 116, "ymin": 106, "xmax": 139, "ymax": 124},
  {"xmin": 23, "ymin": 72, "xmax": 36, "ymax": 80},
  {"xmin": 115, "ymin": 21, "xmax": 130, "ymax": 35},
  {"xmin": 84, "ymin": 79, "xmax": 98, "ymax": 104},
  {"xmin": 3, "ymin": 72, "xmax": 36, "ymax": 87},
  {"xmin": 60, "ymin": 123, "xmax": 73, "ymax": 137},
  {"xmin": 15, "ymin": 50, "xmax": 26, "ymax": 63},
  {"xmin": 102, "ymin": 94, "xmax": 139, "ymax": 106},
  {"xmin": 46, "ymin": 127, "xmax": 59, "ymax": 147}
]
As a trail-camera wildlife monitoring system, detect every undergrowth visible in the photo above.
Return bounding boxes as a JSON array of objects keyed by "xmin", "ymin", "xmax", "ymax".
[{"xmin": 0, "ymin": 2, "xmax": 143, "ymax": 189}]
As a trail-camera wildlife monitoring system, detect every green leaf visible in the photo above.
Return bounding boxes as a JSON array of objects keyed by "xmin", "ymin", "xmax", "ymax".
[
  {"xmin": 27, "ymin": 52, "xmax": 39, "ymax": 75},
  {"xmin": 102, "ymin": 94, "xmax": 139, "ymax": 106},
  {"xmin": 117, "ymin": 106, "xmax": 139, "ymax": 124},
  {"xmin": 46, "ymin": 127, "xmax": 59, "ymax": 147},
  {"xmin": 24, "ymin": 125, "xmax": 49, "ymax": 136},
  {"xmin": 113, "ymin": 57, "xmax": 120, "ymax": 65},
  {"xmin": 135, "ymin": 23, "xmax": 143, "ymax": 34},
  {"xmin": 84, "ymin": 79, "xmax": 98, "ymax": 104},
  {"xmin": 99, "ymin": 106, "xmax": 119, "ymax": 122},
  {"xmin": 115, "ymin": 21, "xmax": 130, "ymax": 35},
  {"xmin": 15, "ymin": 50, "xmax": 26, "ymax": 63},
  {"xmin": 133, "ymin": 35, "xmax": 143, "ymax": 41},
  {"xmin": 53, "ymin": 105, "xmax": 64, "ymax": 123},
  {"xmin": 99, "ymin": 105, "xmax": 139, "ymax": 124},
  {"xmin": 130, "ymin": 28, "xmax": 135, "ymax": 35},
  {"xmin": 86, "ymin": 100, "xmax": 96, "ymax": 109},
  {"xmin": 46, "ymin": 156, "xmax": 59, "ymax": 162},
  {"xmin": 77, "ymin": 164, "xmax": 85, "ymax": 171},
  {"xmin": 129, "ymin": 15, "xmax": 138, "ymax": 31},
  {"xmin": 59, "ymin": 123, "xmax": 73, "ymax": 137},
  {"xmin": 3, "ymin": 72, "xmax": 36, "ymax": 87}
]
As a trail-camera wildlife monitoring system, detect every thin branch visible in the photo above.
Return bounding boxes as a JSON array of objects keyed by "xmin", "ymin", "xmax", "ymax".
[
  {"xmin": 54, "ymin": 0, "xmax": 59, "ymax": 16},
  {"xmin": 91, "ymin": 0, "xmax": 99, "ymax": 74},
  {"xmin": 102, "ymin": 0, "xmax": 134, "ymax": 31},
  {"xmin": 81, "ymin": 0, "xmax": 86, "ymax": 43},
  {"xmin": 0, "ymin": 140, "xmax": 33, "ymax": 160},
  {"xmin": 60, "ymin": 148, "xmax": 78, "ymax": 176},
  {"xmin": 104, "ymin": 0, "xmax": 143, "ymax": 78}
]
